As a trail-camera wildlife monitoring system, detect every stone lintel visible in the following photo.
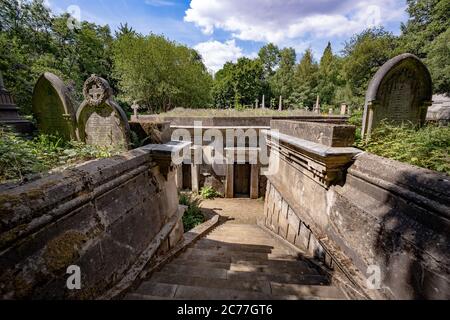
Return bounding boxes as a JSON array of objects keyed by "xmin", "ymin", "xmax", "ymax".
[{"xmin": 141, "ymin": 141, "xmax": 192, "ymax": 178}]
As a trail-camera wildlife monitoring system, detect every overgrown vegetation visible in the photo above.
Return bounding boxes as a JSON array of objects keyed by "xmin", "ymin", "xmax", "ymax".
[
  {"xmin": 355, "ymin": 122, "xmax": 450, "ymax": 174},
  {"xmin": 200, "ymin": 186, "xmax": 221, "ymax": 200},
  {"xmin": 0, "ymin": 128, "xmax": 119, "ymax": 183},
  {"xmin": 179, "ymin": 193, "xmax": 205, "ymax": 231}
]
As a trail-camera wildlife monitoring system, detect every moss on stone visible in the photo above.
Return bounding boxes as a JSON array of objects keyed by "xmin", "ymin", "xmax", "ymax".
[
  {"xmin": 43, "ymin": 231, "xmax": 87, "ymax": 273},
  {"xmin": 0, "ymin": 224, "xmax": 28, "ymax": 249}
]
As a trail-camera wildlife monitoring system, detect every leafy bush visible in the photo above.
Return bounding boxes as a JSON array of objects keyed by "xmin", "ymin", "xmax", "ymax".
[
  {"xmin": 0, "ymin": 128, "xmax": 119, "ymax": 183},
  {"xmin": 179, "ymin": 193, "xmax": 205, "ymax": 231},
  {"xmin": 200, "ymin": 186, "xmax": 221, "ymax": 199},
  {"xmin": 357, "ymin": 122, "xmax": 450, "ymax": 174}
]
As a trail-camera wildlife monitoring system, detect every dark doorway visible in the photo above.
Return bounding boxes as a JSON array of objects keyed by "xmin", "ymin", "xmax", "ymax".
[
  {"xmin": 182, "ymin": 164, "xmax": 192, "ymax": 190},
  {"xmin": 234, "ymin": 163, "xmax": 251, "ymax": 198}
]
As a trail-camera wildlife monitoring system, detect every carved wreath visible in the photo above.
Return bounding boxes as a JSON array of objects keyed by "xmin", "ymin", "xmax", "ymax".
[{"xmin": 83, "ymin": 75, "xmax": 110, "ymax": 107}]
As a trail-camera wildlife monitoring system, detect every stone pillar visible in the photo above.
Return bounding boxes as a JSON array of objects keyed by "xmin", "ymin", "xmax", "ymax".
[
  {"xmin": 250, "ymin": 164, "xmax": 259, "ymax": 199},
  {"xmin": 225, "ymin": 149, "xmax": 234, "ymax": 198},
  {"xmin": 278, "ymin": 96, "xmax": 283, "ymax": 111},
  {"xmin": 225, "ymin": 164, "xmax": 234, "ymax": 198},
  {"xmin": 262, "ymin": 95, "xmax": 266, "ymax": 109},
  {"xmin": 191, "ymin": 164, "xmax": 200, "ymax": 193},
  {"xmin": 175, "ymin": 165, "xmax": 183, "ymax": 191}
]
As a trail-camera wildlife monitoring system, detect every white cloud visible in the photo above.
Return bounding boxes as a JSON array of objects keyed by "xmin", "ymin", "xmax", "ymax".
[
  {"xmin": 184, "ymin": 0, "xmax": 406, "ymax": 44},
  {"xmin": 193, "ymin": 39, "xmax": 245, "ymax": 73},
  {"xmin": 145, "ymin": 0, "xmax": 175, "ymax": 7}
]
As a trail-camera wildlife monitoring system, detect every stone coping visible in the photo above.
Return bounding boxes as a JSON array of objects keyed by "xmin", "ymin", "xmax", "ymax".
[
  {"xmin": 171, "ymin": 125, "xmax": 271, "ymax": 130},
  {"xmin": 270, "ymin": 120, "xmax": 356, "ymax": 147},
  {"xmin": 140, "ymin": 141, "xmax": 192, "ymax": 155},
  {"xmin": 263, "ymin": 129, "xmax": 362, "ymax": 158}
]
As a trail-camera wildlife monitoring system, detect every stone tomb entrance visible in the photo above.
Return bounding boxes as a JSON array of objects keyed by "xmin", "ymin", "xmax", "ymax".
[
  {"xmin": 182, "ymin": 163, "xmax": 192, "ymax": 190},
  {"xmin": 234, "ymin": 163, "xmax": 251, "ymax": 197}
]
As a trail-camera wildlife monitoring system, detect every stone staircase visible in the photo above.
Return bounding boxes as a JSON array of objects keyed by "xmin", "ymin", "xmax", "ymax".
[{"xmin": 125, "ymin": 223, "xmax": 346, "ymax": 300}]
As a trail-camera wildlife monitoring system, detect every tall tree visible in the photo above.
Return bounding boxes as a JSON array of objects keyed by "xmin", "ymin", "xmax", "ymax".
[
  {"xmin": 290, "ymin": 49, "xmax": 319, "ymax": 109},
  {"xmin": 341, "ymin": 28, "xmax": 398, "ymax": 106},
  {"xmin": 399, "ymin": 0, "xmax": 450, "ymax": 94},
  {"xmin": 112, "ymin": 33, "xmax": 212, "ymax": 112},
  {"xmin": 270, "ymin": 47, "xmax": 296, "ymax": 106},
  {"xmin": 317, "ymin": 42, "xmax": 340, "ymax": 106}
]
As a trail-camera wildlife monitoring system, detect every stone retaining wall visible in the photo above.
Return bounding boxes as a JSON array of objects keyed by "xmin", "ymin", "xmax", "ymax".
[
  {"xmin": 263, "ymin": 121, "xmax": 450, "ymax": 299},
  {"xmin": 0, "ymin": 146, "xmax": 184, "ymax": 299},
  {"xmin": 133, "ymin": 115, "xmax": 349, "ymax": 127}
]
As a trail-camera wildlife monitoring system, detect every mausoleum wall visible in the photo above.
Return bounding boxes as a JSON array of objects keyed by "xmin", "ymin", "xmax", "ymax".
[{"xmin": 0, "ymin": 146, "xmax": 184, "ymax": 299}]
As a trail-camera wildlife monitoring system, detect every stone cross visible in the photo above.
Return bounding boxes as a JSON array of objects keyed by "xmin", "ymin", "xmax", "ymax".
[
  {"xmin": 314, "ymin": 95, "xmax": 321, "ymax": 114},
  {"xmin": 131, "ymin": 102, "xmax": 140, "ymax": 118},
  {"xmin": 255, "ymin": 99, "xmax": 259, "ymax": 109},
  {"xmin": 340, "ymin": 103, "xmax": 348, "ymax": 115},
  {"xmin": 89, "ymin": 85, "xmax": 103, "ymax": 100}
]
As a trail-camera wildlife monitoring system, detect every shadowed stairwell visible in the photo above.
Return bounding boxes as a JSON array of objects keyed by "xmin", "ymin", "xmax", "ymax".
[{"xmin": 126, "ymin": 213, "xmax": 346, "ymax": 300}]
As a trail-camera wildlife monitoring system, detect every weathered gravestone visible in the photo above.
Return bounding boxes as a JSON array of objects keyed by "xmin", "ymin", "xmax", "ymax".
[
  {"xmin": 32, "ymin": 72, "xmax": 77, "ymax": 140},
  {"xmin": 76, "ymin": 75, "xmax": 130, "ymax": 150},
  {"xmin": 362, "ymin": 53, "xmax": 433, "ymax": 139}
]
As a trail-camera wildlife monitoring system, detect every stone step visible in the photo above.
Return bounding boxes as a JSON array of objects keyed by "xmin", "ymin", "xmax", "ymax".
[
  {"xmin": 270, "ymin": 282, "xmax": 345, "ymax": 300},
  {"xmin": 124, "ymin": 293, "xmax": 184, "ymax": 300},
  {"xmin": 166, "ymin": 284, "xmax": 300, "ymax": 300},
  {"xmin": 191, "ymin": 244, "xmax": 290, "ymax": 256},
  {"xmin": 205, "ymin": 236, "xmax": 281, "ymax": 245},
  {"xmin": 184, "ymin": 247, "xmax": 299, "ymax": 262},
  {"xmin": 158, "ymin": 265, "xmax": 329, "ymax": 285},
  {"xmin": 145, "ymin": 274, "xmax": 272, "ymax": 294},
  {"xmin": 180, "ymin": 251, "xmax": 299, "ymax": 264},
  {"xmin": 173, "ymin": 257, "xmax": 317, "ymax": 274},
  {"xmin": 194, "ymin": 239, "xmax": 280, "ymax": 254}
]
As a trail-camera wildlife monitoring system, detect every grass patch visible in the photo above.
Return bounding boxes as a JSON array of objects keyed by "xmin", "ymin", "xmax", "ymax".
[
  {"xmin": 179, "ymin": 193, "xmax": 205, "ymax": 231},
  {"xmin": 200, "ymin": 186, "xmax": 221, "ymax": 200},
  {"xmin": 151, "ymin": 107, "xmax": 321, "ymax": 117},
  {"xmin": 357, "ymin": 121, "xmax": 450, "ymax": 174},
  {"xmin": 0, "ymin": 127, "xmax": 120, "ymax": 183}
]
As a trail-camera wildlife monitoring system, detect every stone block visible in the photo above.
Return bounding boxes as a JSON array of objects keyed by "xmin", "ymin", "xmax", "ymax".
[{"xmin": 270, "ymin": 120, "xmax": 356, "ymax": 147}]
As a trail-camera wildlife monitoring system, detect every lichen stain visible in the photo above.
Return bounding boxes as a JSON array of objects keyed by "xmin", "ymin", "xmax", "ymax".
[{"xmin": 43, "ymin": 231, "xmax": 87, "ymax": 273}]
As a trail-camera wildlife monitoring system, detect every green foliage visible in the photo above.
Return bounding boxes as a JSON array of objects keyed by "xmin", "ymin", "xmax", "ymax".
[
  {"xmin": 200, "ymin": 186, "xmax": 221, "ymax": 200},
  {"xmin": 291, "ymin": 49, "xmax": 319, "ymax": 109},
  {"xmin": 179, "ymin": 193, "xmax": 205, "ymax": 231},
  {"xmin": 0, "ymin": 128, "xmax": 118, "ymax": 183},
  {"xmin": 357, "ymin": 122, "xmax": 450, "ymax": 174},
  {"xmin": 212, "ymin": 57, "xmax": 264, "ymax": 108},
  {"xmin": 112, "ymin": 33, "xmax": 213, "ymax": 113},
  {"xmin": 270, "ymin": 47, "xmax": 296, "ymax": 103},
  {"xmin": 0, "ymin": 0, "xmax": 114, "ymax": 115},
  {"xmin": 398, "ymin": 0, "xmax": 450, "ymax": 94},
  {"xmin": 341, "ymin": 28, "xmax": 398, "ymax": 105}
]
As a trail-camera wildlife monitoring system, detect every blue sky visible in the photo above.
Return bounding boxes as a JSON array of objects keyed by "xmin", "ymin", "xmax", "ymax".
[{"xmin": 47, "ymin": 0, "xmax": 409, "ymax": 73}]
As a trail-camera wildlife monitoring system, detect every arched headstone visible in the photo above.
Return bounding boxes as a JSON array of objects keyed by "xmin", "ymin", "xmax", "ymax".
[
  {"xmin": 76, "ymin": 75, "xmax": 130, "ymax": 150},
  {"xmin": 362, "ymin": 53, "xmax": 433, "ymax": 139},
  {"xmin": 32, "ymin": 72, "xmax": 77, "ymax": 140}
]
